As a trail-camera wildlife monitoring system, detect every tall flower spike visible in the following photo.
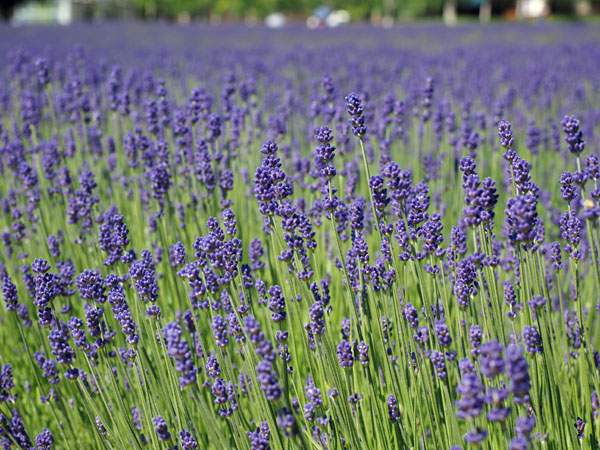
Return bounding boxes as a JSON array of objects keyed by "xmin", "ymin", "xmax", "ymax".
[
  {"xmin": 561, "ymin": 116, "xmax": 585, "ymax": 155},
  {"xmin": 506, "ymin": 345, "xmax": 531, "ymax": 405},
  {"xmin": 152, "ymin": 416, "xmax": 170, "ymax": 442},
  {"xmin": 345, "ymin": 93, "xmax": 366, "ymax": 137}
]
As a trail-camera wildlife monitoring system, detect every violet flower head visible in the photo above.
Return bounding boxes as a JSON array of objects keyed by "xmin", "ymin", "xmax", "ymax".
[
  {"xmin": 345, "ymin": 93, "xmax": 366, "ymax": 137},
  {"xmin": 505, "ymin": 194, "xmax": 539, "ymax": 246},
  {"xmin": 1, "ymin": 276, "xmax": 19, "ymax": 312},
  {"xmin": 387, "ymin": 394, "xmax": 401, "ymax": 423},
  {"xmin": 522, "ymin": 325, "xmax": 542, "ymax": 354},
  {"xmin": 267, "ymin": 285, "xmax": 286, "ymax": 323},
  {"xmin": 129, "ymin": 250, "xmax": 159, "ymax": 303},
  {"xmin": 498, "ymin": 119, "xmax": 514, "ymax": 149},
  {"xmin": 256, "ymin": 360, "xmax": 282, "ymax": 401},
  {"xmin": 337, "ymin": 339, "xmax": 354, "ymax": 369},
  {"xmin": 454, "ymin": 259, "xmax": 479, "ymax": 309},
  {"xmin": 180, "ymin": 429, "xmax": 198, "ymax": 449},
  {"xmin": 76, "ymin": 269, "xmax": 106, "ymax": 303},
  {"xmin": 574, "ymin": 417, "xmax": 585, "ymax": 439},
  {"xmin": 47, "ymin": 235, "xmax": 60, "ymax": 257},
  {"xmin": 35, "ymin": 428, "xmax": 54, "ymax": 450},
  {"xmin": 35, "ymin": 58, "xmax": 51, "ymax": 85},
  {"xmin": 586, "ymin": 154, "xmax": 599, "ymax": 180},
  {"xmin": 479, "ymin": 340, "xmax": 505, "ymax": 379},
  {"xmin": 96, "ymin": 417, "xmax": 107, "ymax": 436},
  {"xmin": 506, "ymin": 345, "xmax": 531, "ymax": 404},
  {"xmin": 98, "ymin": 210, "xmax": 131, "ymax": 266},
  {"xmin": 246, "ymin": 422, "xmax": 270, "ymax": 450},
  {"xmin": 430, "ymin": 350, "xmax": 447, "ymax": 378},
  {"xmin": 455, "ymin": 370, "xmax": 484, "ymax": 420},
  {"xmin": 314, "ymin": 126, "xmax": 335, "ymax": 163},
  {"xmin": 463, "ymin": 428, "xmax": 488, "ymax": 445},
  {"xmin": 309, "ymin": 300, "xmax": 325, "ymax": 336},
  {"xmin": 561, "ymin": 116, "xmax": 585, "ymax": 155},
  {"xmin": 434, "ymin": 319, "xmax": 452, "ymax": 347},
  {"xmin": 254, "ymin": 140, "xmax": 293, "ymax": 216},
  {"xmin": 162, "ymin": 321, "xmax": 197, "ymax": 388},
  {"xmin": 357, "ymin": 341, "xmax": 369, "ymax": 365},
  {"xmin": 559, "ymin": 172, "xmax": 576, "ymax": 203},
  {"xmin": 169, "ymin": 242, "xmax": 186, "ymax": 268},
  {"xmin": 153, "ymin": 416, "xmax": 170, "ymax": 442},
  {"xmin": 421, "ymin": 213, "xmax": 444, "ymax": 255},
  {"xmin": 48, "ymin": 321, "xmax": 75, "ymax": 366},
  {"xmin": 0, "ymin": 364, "xmax": 14, "ymax": 403}
]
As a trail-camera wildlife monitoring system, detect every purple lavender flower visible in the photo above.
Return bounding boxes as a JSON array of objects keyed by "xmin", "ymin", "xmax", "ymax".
[
  {"xmin": 454, "ymin": 259, "xmax": 479, "ymax": 309},
  {"xmin": 337, "ymin": 339, "xmax": 354, "ymax": 369},
  {"xmin": 421, "ymin": 213, "xmax": 444, "ymax": 255},
  {"xmin": 528, "ymin": 295, "xmax": 546, "ymax": 311},
  {"xmin": 506, "ymin": 345, "xmax": 531, "ymax": 404},
  {"xmin": 47, "ymin": 235, "xmax": 60, "ymax": 257},
  {"xmin": 256, "ymin": 360, "xmax": 281, "ymax": 401},
  {"xmin": 76, "ymin": 270, "xmax": 106, "ymax": 303},
  {"xmin": 267, "ymin": 285, "xmax": 286, "ymax": 322},
  {"xmin": 309, "ymin": 301, "xmax": 325, "ymax": 336},
  {"xmin": 0, "ymin": 364, "xmax": 14, "ymax": 403},
  {"xmin": 586, "ymin": 154, "xmax": 599, "ymax": 180},
  {"xmin": 505, "ymin": 194, "xmax": 539, "ymax": 246},
  {"xmin": 1, "ymin": 276, "xmax": 18, "ymax": 312},
  {"xmin": 211, "ymin": 315, "xmax": 229, "ymax": 348},
  {"xmin": 314, "ymin": 126, "xmax": 337, "ymax": 179},
  {"xmin": 163, "ymin": 322, "xmax": 196, "ymax": 388},
  {"xmin": 48, "ymin": 322, "xmax": 75, "ymax": 366},
  {"xmin": 434, "ymin": 320, "xmax": 452, "ymax": 347},
  {"xmin": 169, "ymin": 242, "xmax": 186, "ymax": 268},
  {"xmin": 129, "ymin": 250, "xmax": 159, "ymax": 303},
  {"xmin": 345, "ymin": 93, "xmax": 366, "ymax": 137},
  {"xmin": 498, "ymin": 119, "xmax": 514, "ymax": 149},
  {"xmin": 561, "ymin": 116, "xmax": 585, "ymax": 155},
  {"xmin": 153, "ymin": 416, "xmax": 170, "ymax": 442},
  {"xmin": 98, "ymin": 209, "xmax": 131, "ymax": 266},
  {"xmin": 522, "ymin": 326, "xmax": 542, "ymax": 354},
  {"xmin": 479, "ymin": 341, "xmax": 505, "ymax": 379},
  {"xmin": 357, "ymin": 341, "xmax": 369, "ymax": 365},
  {"xmin": 246, "ymin": 422, "xmax": 270, "ymax": 449},
  {"xmin": 387, "ymin": 394, "xmax": 401, "ymax": 423},
  {"xmin": 35, "ymin": 58, "xmax": 51, "ymax": 85},
  {"xmin": 559, "ymin": 172, "xmax": 576, "ymax": 203},
  {"xmin": 463, "ymin": 428, "xmax": 488, "ymax": 444},
  {"xmin": 403, "ymin": 302, "xmax": 419, "ymax": 328},
  {"xmin": 413, "ymin": 326, "xmax": 429, "ymax": 346},
  {"xmin": 303, "ymin": 375, "xmax": 323, "ymax": 421},
  {"xmin": 35, "ymin": 428, "xmax": 54, "ymax": 450},
  {"xmin": 430, "ymin": 350, "xmax": 447, "ymax": 378},
  {"xmin": 455, "ymin": 369, "xmax": 484, "ymax": 420},
  {"xmin": 484, "ymin": 388, "xmax": 510, "ymax": 423},
  {"xmin": 469, "ymin": 325, "xmax": 482, "ymax": 356},
  {"xmin": 509, "ymin": 436, "xmax": 530, "ymax": 450},
  {"xmin": 254, "ymin": 140, "xmax": 293, "ymax": 216},
  {"xmin": 9, "ymin": 408, "xmax": 33, "ymax": 447}
]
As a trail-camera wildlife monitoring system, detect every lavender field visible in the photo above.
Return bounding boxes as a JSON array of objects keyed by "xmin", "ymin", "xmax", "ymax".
[{"xmin": 1, "ymin": 22, "xmax": 600, "ymax": 449}]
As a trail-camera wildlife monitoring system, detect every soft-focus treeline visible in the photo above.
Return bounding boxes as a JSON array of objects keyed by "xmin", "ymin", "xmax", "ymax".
[
  {"xmin": 1, "ymin": 0, "xmax": 597, "ymax": 23},
  {"xmin": 129, "ymin": 0, "xmax": 587, "ymax": 20}
]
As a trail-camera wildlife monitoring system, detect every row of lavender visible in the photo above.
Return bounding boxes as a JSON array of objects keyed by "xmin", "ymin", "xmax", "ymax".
[{"xmin": 0, "ymin": 23, "xmax": 600, "ymax": 449}]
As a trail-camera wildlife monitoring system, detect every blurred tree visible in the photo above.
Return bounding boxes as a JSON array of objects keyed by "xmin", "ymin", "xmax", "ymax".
[
  {"xmin": 548, "ymin": 0, "xmax": 575, "ymax": 13},
  {"xmin": 1, "ymin": 0, "xmax": 26, "ymax": 20},
  {"xmin": 127, "ymin": 0, "xmax": 593, "ymax": 21}
]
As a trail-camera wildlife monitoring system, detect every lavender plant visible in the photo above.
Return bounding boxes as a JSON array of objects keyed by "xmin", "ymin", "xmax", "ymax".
[{"xmin": 0, "ymin": 22, "xmax": 599, "ymax": 449}]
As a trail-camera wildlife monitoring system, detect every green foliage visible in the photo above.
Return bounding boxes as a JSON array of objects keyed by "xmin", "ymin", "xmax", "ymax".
[{"xmin": 130, "ymin": 0, "xmax": 448, "ymax": 20}]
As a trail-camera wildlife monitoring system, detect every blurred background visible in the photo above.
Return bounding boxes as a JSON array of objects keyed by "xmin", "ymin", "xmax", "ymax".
[{"xmin": 3, "ymin": 0, "xmax": 600, "ymax": 26}]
